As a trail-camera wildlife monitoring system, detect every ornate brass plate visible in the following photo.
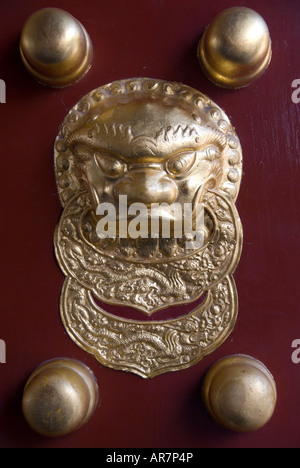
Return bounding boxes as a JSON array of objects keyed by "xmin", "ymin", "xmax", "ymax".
[{"xmin": 54, "ymin": 78, "xmax": 243, "ymax": 378}]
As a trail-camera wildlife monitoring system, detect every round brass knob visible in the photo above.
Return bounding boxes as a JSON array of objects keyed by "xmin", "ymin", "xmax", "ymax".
[
  {"xmin": 197, "ymin": 7, "xmax": 272, "ymax": 89},
  {"xmin": 20, "ymin": 8, "xmax": 93, "ymax": 88},
  {"xmin": 22, "ymin": 358, "xmax": 99, "ymax": 437},
  {"xmin": 202, "ymin": 355, "xmax": 277, "ymax": 432}
]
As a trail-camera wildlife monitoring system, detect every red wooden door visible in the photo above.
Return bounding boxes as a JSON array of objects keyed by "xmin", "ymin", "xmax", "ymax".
[{"xmin": 0, "ymin": 0, "xmax": 299, "ymax": 449}]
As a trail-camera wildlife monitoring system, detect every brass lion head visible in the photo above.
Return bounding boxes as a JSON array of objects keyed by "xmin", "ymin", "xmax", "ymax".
[
  {"xmin": 54, "ymin": 79, "xmax": 243, "ymax": 377},
  {"xmin": 55, "ymin": 78, "xmax": 242, "ymax": 260}
]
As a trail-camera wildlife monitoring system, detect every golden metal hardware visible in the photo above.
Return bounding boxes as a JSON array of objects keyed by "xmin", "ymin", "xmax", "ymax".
[
  {"xmin": 202, "ymin": 355, "xmax": 277, "ymax": 432},
  {"xmin": 20, "ymin": 8, "xmax": 93, "ymax": 88},
  {"xmin": 22, "ymin": 358, "xmax": 99, "ymax": 437},
  {"xmin": 198, "ymin": 7, "xmax": 272, "ymax": 89},
  {"xmin": 54, "ymin": 78, "xmax": 243, "ymax": 378}
]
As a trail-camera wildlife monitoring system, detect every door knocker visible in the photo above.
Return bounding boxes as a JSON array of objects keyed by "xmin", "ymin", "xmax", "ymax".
[{"xmin": 54, "ymin": 78, "xmax": 243, "ymax": 378}]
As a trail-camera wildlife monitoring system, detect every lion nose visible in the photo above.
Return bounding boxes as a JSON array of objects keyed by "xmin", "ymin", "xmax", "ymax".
[{"xmin": 114, "ymin": 170, "xmax": 178, "ymax": 205}]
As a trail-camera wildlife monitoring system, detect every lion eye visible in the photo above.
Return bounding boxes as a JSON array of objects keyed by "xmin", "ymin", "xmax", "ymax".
[
  {"xmin": 167, "ymin": 152, "xmax": 196, "ymax": 176},
  {"xmin": 95, "ymin": 153, "xmax": 125, "ymax": 178}
]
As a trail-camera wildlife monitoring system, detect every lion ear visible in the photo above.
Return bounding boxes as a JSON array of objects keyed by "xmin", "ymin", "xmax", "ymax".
[
  {"xmin": 204, "ymin": 177, "xmax": 216, "ymax": 191},
  {"xmin": 211, "ymin": 161, "xmax": 223, "ymax": 185},
  {"xmin": 201, "ymin": 161, "xmax": 223, "ymax": 192},
  {"xmin": 203, "ymin": 164, "xmax": 223, "ymax": 190}
]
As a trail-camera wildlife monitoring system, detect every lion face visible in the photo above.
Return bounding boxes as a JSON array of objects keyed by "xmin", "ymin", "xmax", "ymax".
[{"xmin": 68, "ymin": 101, "xmax": 226, "ymax": 245}]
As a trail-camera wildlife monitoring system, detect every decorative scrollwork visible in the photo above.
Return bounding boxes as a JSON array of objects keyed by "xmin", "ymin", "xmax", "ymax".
[
  {"xmin": 54, "ymin": 78, "xmax": 243, "ymax": 377},
  {"xmin": 60, "ymin": 275, "xmax": 238, "ymax": 378}
]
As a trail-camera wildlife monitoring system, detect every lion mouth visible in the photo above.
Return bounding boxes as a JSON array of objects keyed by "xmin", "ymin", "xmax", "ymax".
[
  {"xmin": 94, "ymin": 185, "xmax": 208, "ymax": 240},
  {"xmin": 81, "ymin": 208, "xmax": 214, "ymax": 261}
]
